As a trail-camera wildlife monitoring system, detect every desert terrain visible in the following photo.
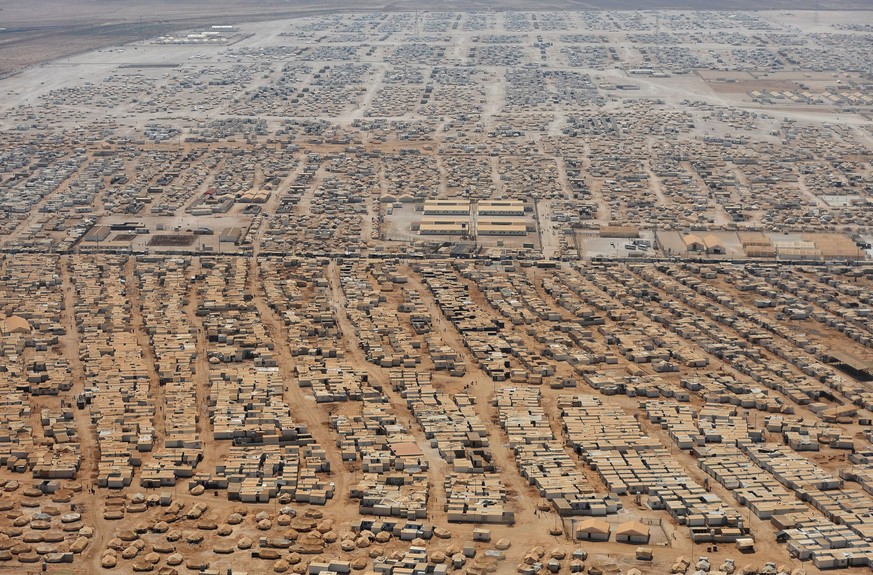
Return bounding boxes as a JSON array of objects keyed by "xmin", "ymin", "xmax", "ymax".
[{"xmin": 0, "ymin": 6, "xmax": 870, "ymax": 575}]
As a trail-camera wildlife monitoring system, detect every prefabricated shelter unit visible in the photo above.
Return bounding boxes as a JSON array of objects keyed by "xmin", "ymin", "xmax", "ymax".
[
  {"xmin": 423, "ymin": 200, "xmax": 471, "ymax": 215},
  {"xmin": 477, "ymin": 219, "xmax": 528, "ymax": 236},
  {"xmin": 477, "ymin": 199, "xmax": 526, "ymax": 217}
]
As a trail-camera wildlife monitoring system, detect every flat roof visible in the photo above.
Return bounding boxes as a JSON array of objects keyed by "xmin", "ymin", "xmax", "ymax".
[
  {"xmin": 478, "ymin": 207, "xmax": 525, "ymax": 215},
  {"xmin": 421, "ymin": 224, "xmax": 465, "ymax": 230},
  {"xmin": 600, "ymin": 225, "xmax": 639, "ymax": 238},
  {"xmin": 391, "ymin": 441, "xmax": 424, "ymax": 457},
  {"xmin": 423, "ymin": 200, "xmax": 472, "ymax": 214},
  {"xmin": 477, "ymin": 221, "xmax": 528, "ymax": 234},
  {"xmin": 478, "ymin": 199, "xmax": 524, "ymax": 206},
  {"xmin": 423, "ymin": 199, "xmax": 470, "ymax": 206},
  {"xmin": 420, "ymin": 220, "xmax": 468, "ymax": 234},
  {"xmin": 478, "ymin": 218, "xmax": 527, "ymax": 225},
  {"xmin": 421, "ymin": 218, "xmax": 469, "ymax": 226},
  {"xmin": 829, "ymin": 350, "xmax": 873, "ymax": 375}
]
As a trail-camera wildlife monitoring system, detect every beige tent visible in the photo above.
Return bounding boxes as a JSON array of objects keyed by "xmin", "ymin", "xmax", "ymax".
[
  {"xmin": 682, "ymin": 234, "xmax": 705, "ymax": 252},
  {"xmin": 2, "ymin": 315, "xmax": 30, "ymax": 335},
  {"xmin": 575, "ymin": 518, "xmax": 611, "ymax": 541},
  {"xmin": 616, "ymin": 520, "xmax": 650, "ymax": 544},
  {"xmin": 703, "ymin": 234, "xmax": 726, "ymax": 255}
]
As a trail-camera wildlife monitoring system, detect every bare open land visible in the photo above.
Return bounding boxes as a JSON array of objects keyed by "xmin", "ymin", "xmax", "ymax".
[{"xmin": 1, "ymin": 0, "xmax": 872, "ymax": 76}]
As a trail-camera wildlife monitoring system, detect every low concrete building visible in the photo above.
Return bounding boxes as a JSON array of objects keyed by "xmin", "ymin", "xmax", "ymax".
[
  {"xmin": 419, "ymin": 219, "xmax": 470, "ymax": 235},
  {"xmin": 477, "ymin": 199, "xmax": 526, "ymax": 217},
  {"xmin": 477, "ymin": 219, "xmax": 528, "ymax": 236},
  {"xmin": 423, "ymin": 200, "xmax": 471, "ymax": 215}
]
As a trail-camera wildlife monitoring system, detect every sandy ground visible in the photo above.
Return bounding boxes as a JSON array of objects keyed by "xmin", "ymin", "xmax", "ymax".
[
  {"xmin": 1, "ymin": 0, "xmax": 872, "ymax": 76},
  {"xmin": 0, "ymin": 5, "xmax": 871, "ymax": 575}
]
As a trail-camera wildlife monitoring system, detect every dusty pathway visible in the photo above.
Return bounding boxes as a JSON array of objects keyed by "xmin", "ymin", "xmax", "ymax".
[
  {"xmin": 59, "ymin": 255, "xmax": 109, "ymax": 571},
  {"xmin": 124, "ymin": 257, "xmax": 166, "ymax": 453},
  {"xmin": 249, "ymin": 257, "xmax": 349, "ymax": 512}
]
